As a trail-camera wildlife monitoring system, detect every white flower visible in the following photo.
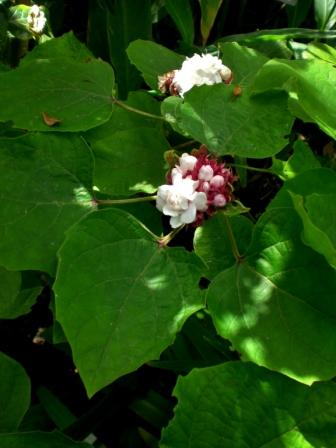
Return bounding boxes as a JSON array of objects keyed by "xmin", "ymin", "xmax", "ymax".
[
  {"xmin": 173, "ymin": 53, "xmax": 232, "ymax": 97},
  {"xmin": 27, "ymin": 4, "xmax": 47, "ymax": 34},
  {"xmin": 156, "ymin": 171, "xmax": 208, "ymax": 228}
]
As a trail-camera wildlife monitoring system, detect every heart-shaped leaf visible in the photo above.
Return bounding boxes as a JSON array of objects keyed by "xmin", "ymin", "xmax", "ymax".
[{"xmin": 55, "ymin": 208, "xmax": 205, "ymax": 396}]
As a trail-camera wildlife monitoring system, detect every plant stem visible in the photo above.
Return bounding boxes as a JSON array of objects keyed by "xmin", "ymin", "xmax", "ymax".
[
  {"xmin": 96, "ymin": 195, "xmax": 157, "ymax": 205},
  {"xmin": 111, "ymin": 97, "xmax": 165, "ymax": 121},
  {"xmin": 173, "ymin": 140, "xmax": 197, "ymax": 150},
  {"xmin": 157, "ymin": 225, "xmax": 185, "ymax": 246},
  {"xmin": 223, "ymin": 216, "xmax": 243, "ymax": 262},
  {"xmin": 230, "ymin": 163, "xmax": 271, "ymax": 174}
]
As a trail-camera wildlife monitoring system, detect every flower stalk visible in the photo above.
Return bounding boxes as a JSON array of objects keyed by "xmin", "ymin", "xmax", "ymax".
[
  {"xmin": 95, "ymin": 195, "xmax": 157, "ymax": 205},
  {"xmin": 111, "ymin": 97, "xmax": 165, "ymax": 121}
]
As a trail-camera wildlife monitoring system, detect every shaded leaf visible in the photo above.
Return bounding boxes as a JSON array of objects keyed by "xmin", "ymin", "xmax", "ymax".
[
  {"xmin": 92, "ymin": 127, "xmax": 169, "ymax": 196},
  {"xmin": 0, "ymin": 133, "xmax": 95, "ymax": 274},
  {"xmin": 199, "ymin": 0, "xmax": 223, "ymax": 45},
  {"xmin": 127, "ymin": 39, "xmax": 184, "ymax": 90},
  {"xmin": 0, "ymin": 58, "xmax": 114, "ymax": 132},
  {"xmin": 314, "ymin": 0, "xmax": 336, "ymax": 29},
  {"xmin": 0, "ymin": 352, "xmax": 30, "ymax": 432},
  {"xmin": 194, "ymin": 214, "xmax": 253, "ymax": 279},
  {"xmin": 0, "ymin": 431, "xmax": 90, "ymax": 447},
  {"xmin": 165, "ymin": 0, "xmax": 194, "ymax": 44},
  {"xmin": 161, "ymin": 361, "xmax": 336, "ymax": 448},
  {"xmin": 55, "ymin": 208, "xmax": 205, "ymax": 396}
]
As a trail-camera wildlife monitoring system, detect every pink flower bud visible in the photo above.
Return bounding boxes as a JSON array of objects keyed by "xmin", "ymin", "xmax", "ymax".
[
  {"xmin": 210, "ymin": 175, "xmax": 225, "ymax": 189},
  {"xmin": 213, "ymin": 194, "xmax": 227, "ymax": 207},
  {"xmin": 198, "ymin": 165, "xmax": 214, "ymax": 181}
]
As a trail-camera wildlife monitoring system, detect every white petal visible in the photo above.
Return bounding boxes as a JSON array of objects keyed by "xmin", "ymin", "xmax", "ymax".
[
  {"xmin": 163, "ymin": 204, "xmax": 180, "ymax": 217},
  {"xmin": 170, "ymin": 215, "xmax": 182, "ymax": 228},
  {"xmin": 194, "ymin": 192, "xmax": 208, "ymax": 211},
  {"xmin": 180, "ymin": 203, "xmax": 197, "ymax": 224}
]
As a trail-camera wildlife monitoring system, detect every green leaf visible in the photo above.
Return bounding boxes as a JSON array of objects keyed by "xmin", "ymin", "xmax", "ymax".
[
  {"xmin": 290, "ymin": 191, "xmax": 336, "ymax": 268},
  {"xmin": 199, "ymin": 0, "xmax": 223, "ymax": 45},
  {"xmin": 206, "ymin": 207, "xmax": 336, "ymax": 384},
  {"xmin": 85, "ymin": 91, "xmax": 162, "ymax": 144},
  {"xmin": 0, "ymin": 270, "xmax": 42, "ymax": 319},
  {"xmin": 271, "ymin": 140, "xmax": 321, "ymax": 180},
  {"xmin": 162, "ymin": 84, "xmax": 293, "ymax": 157},
  {"xmin": 194, "ymin": 214, "xmax": 253, "ymax": 280},
  {"xmin": 307, "ymin": 41, "xmax": 336, "ymax": 64},
  {"xmin": 105, "ymin": 0, "xmax": 152, "ymax": 98},
  {"xmin": 92, "ymin": 127, "xmax": 168, "ymax": 195},
  {"xmin": 21, "ymin": 32, "xmax": 93, "ymax": 66},
  {"xmin": 219, "ymin": 42, "xmax": 268, "ymax": 87},
  {"xmin": 0, "ymin": 267, "xmax": 21, "ymax": 318},
  {"xmin": 287, "ymin": 0, "xmax": 313, "ymax": 27},
  {"xmin": 55, "ymin": 208, "xmax": 205, "ymax": 396},
  {"xmin": 219, "ymin": 28, "xmax": 336, "ymax": 43},
  {"xmin": 0, "ymin": 58, "xmax": 114, "ymax": 132},
  {"xmin": 254, "ymin": 58, "xmax": 336, "ymax": 141},
  {"xmin": 165, "ymin": 0, "xmax": 194, "ymax": 44},
  {"xmin": 0, "ymin": 431, "xmax": 90, "ymax": 447},
  {"xmin": 127, "ymin": 39, "xmax": 184, "ymax": 90},
  {"xmin": 315, "ymin": 0, "xmax": 336, "ymax": 29},
  {"xmin": 160, "ymin": 361, "xmax": 336, "ymax": 448},
  {"xmin": 0, "ymin": 352, "xmax": 30, "ymax": 432},
  {"xmin": 0, "ymin": 133, "xmax": 94, "ymax": 274}
]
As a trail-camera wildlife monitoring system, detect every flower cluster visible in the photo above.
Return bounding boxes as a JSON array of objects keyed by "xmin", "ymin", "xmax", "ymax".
[
  {"xmin": 156, "ymin": 147, "xmax": 236, "ymax": 228},
  {"xmin": 27, "ymin": 5, "xmax": 47, "ymax": 34},
  {"xmin": 158, "ymin": 53, "xmax": 232, "ymax": 97}
]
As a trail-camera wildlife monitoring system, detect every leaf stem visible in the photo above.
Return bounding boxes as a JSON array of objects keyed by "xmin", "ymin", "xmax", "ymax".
[
  {"xmin": 157, "ymin": 225, "xmax": 185, "ymax": 247},
  {"xmin": 96, "ymin": 195, "xmax": 157, "ymax": 205},
  {"xmin": 230, "ymin": 163, "xmax": 271, "ymax": 174},
  {"xmin": 223, "ymin": 216, "xmax": 243, "ymax": 262},
  {"xmin": 111, "ymin": 97, "xmax": 165, "ymax": 121}
]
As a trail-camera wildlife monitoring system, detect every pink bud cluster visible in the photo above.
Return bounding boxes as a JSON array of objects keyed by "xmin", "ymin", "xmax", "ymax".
[{"xmin": 159, "ymin": 146, "xmax": 236, "ymax": 228}]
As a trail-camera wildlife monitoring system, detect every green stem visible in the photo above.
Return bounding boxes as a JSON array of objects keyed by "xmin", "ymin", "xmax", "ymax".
[
  {"xmin": 223, "ymin": 216, "xmax": 242, "ymax": 262},
  {"xmin": 96, "ymin": 195, "xmax": 157, "ymax": 205},
  {"xmin": 157, "ymin": 225, "xmax": 185, "ymax": 246},
  {"xmin": 112, "ymin": 97, "xmax": 165, "ymax": 121},
  {"xmin": 230, "ymin": 163, "xmax": 271, "ymax": 174},
  {"xmin": 173, "ymin": 140, "xmax": 197, "ymax": 150}
]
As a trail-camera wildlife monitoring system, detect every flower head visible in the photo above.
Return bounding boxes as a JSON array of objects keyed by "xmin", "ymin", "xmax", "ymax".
[
  {"xmin": 158, "ymin": 53, "xmax": 232, "ymax": 97},
  {"xmin": 156, "ymin": 146, "xmax": 236, "ymax": 228},
  {"xmin": 27, "ymin": 4, "xmax": 46, "ymax": 34}
]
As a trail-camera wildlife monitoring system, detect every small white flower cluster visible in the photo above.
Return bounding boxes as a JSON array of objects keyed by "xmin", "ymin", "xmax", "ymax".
[
  {"xmin": 158, "ymin": 53, "xmax": 232, "ymax": 97},
  {"xmin": 27, "ymin": 4, "xmax": 46, "ymax": 34},
  {"xmin": 156, "ymin": 150, "xmax": 236, "ymax": 228},
  {"xmin": 156, "ymin": 154, "xmax": 207, "ymax": 228}
]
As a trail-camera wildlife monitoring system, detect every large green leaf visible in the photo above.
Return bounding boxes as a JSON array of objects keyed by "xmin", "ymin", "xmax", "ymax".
[
  {"xmin": 162, "ymin": 85, "xmax": 293, "ymax": 157},
  {"xmin": 254, "ymin": 58, "xmax": 336, "ymax": 141},
  {"xmin": 0, "ymin": 431, "xmax": 90, "ymax": 447},
  {"xmin": 0, "ymin": 352, "xmax": 30, "ymax": 432},
  {"xmin": 165, "ymin": 0, "xmax": 194, "ymax": 44},
  {"xmin": 127, "ymin": 39, "xmax": 184, "ymax": 90},
  {"xmin": 269, "ymin": 168, "xmax": 336, "ymax": 268},
  {"xmin": 105, "ymin": 0, "xmax": 152, "ymax": 98},
  {"xmin": 20, "ymin": 32, "xmax": 93, "ymax": 66},
  {"xmin": 314, "ymin": 0, "xmax": 336, "ymax": 29},
  {"xmin": 0, "ymin": 267, "xmax": 21, "ymax": 318},
  {"xmin": 55, "ymin": 208, "xmax": 205, "ymax": 396},
  {"xmin": 206, "ymin": 207, "xmax": 336, "ymax": 384},
  {"xmin": 92, "ymin": 127, "xmax": 169, "ymax": 195},
  {"xmin": 160, "ymin": 361, "xmax": 336, "ymax": 448},
  {"xmin": 0, "ymin": 58, "xmax": 114, "ymax": 132},
  {"xmin": 194, "ymin": 213, "xmax": 253, "ymax": 280},
  {"xmin": 0, "ymin": 134, "xmax": 94, "ymax": 274},
  {"xmin": 85, "ymin": 90, "xmax": 162, "ymax": 144},
  {"xmin": 219, "ymin": 42, "xmax": 268, "ymax": 86}
]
